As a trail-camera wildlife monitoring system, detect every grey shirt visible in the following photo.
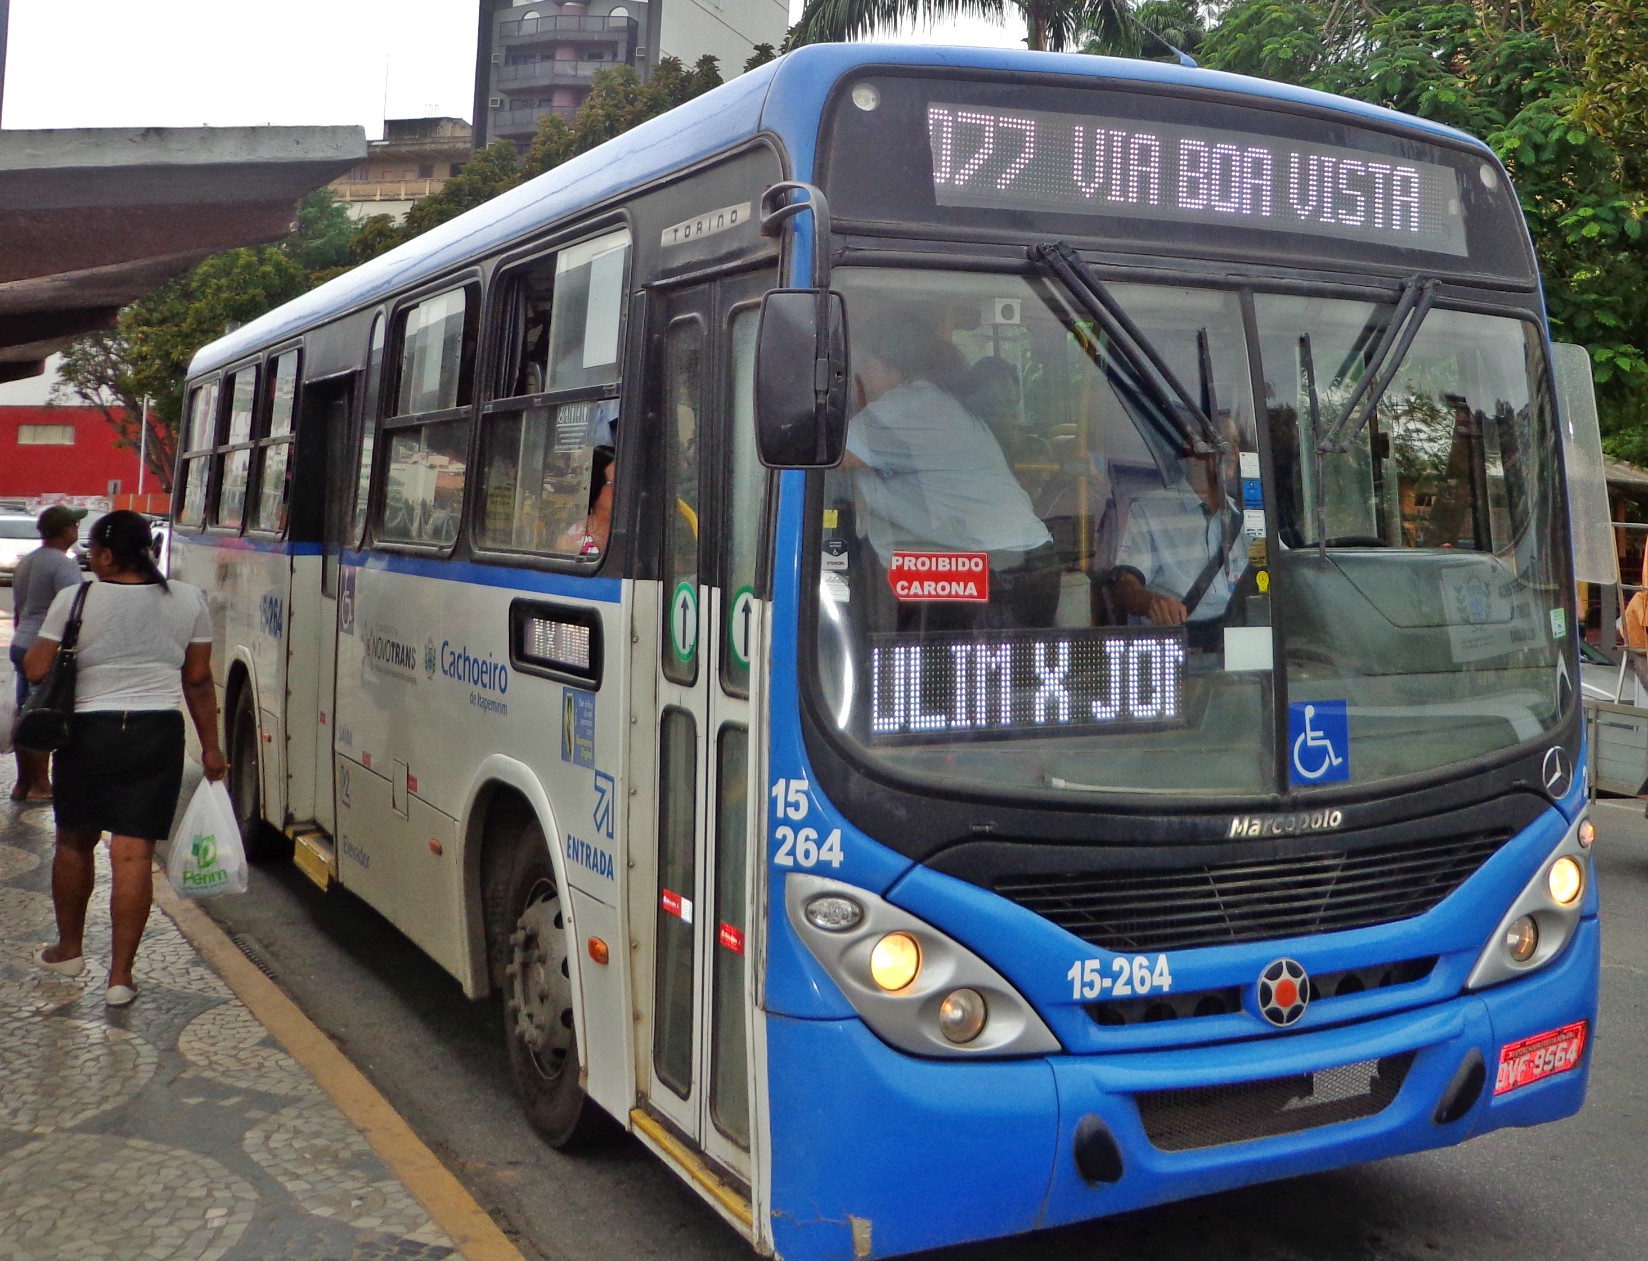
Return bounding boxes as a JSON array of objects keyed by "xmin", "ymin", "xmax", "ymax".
[{"xmin": 10, "ymin": 546, "xmax": 82, "ymax": 650}]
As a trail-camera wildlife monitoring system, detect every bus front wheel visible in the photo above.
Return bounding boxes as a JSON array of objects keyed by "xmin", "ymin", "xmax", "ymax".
[
  {"xmin": 501, "ymin": 831, "xmax": 601, "ymax": 1148},
  {"xmin": 228, "ymin": 688, "xmax": 284, "ymax": 861}
]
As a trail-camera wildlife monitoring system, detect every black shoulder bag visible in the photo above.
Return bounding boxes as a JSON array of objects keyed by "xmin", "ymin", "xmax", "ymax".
[{"xmin": 14, "ymin": 582, "xmax": 92, "ymax": 753}]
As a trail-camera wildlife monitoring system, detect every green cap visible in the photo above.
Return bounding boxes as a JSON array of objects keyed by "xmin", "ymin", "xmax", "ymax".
[{"xmin": 37, "ymin": 505, "xmax": 88, "ymax": 537}]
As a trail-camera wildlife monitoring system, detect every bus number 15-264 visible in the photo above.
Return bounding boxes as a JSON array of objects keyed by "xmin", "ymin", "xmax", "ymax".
[
  {"xmin": 770, "ymin": 777, "xmax": 845, "ymax": 869},
  {"xmin": 1068, "ymin": 955, "xmax": 1173, "ymax": 1000}
]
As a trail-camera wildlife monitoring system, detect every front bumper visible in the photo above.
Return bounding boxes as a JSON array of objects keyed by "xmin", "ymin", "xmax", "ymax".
[{"xmin": 765, "ymin": 914, "xmax": 1597, "ymax": 1261}]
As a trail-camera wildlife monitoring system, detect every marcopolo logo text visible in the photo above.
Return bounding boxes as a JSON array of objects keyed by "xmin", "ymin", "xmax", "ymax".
[{"xmin": 1227, "ymin": 809, "xmax": 1345, "ymax": 839}]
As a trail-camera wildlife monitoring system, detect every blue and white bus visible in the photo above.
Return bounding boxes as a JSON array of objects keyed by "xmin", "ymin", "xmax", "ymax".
[{"xmin": 172, "ymin": 43, "xmax": 1613, "ymax": 1261}]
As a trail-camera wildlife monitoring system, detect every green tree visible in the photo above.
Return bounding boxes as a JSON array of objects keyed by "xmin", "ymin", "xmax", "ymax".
[
  {"xmin": 54, "ymin": 189, "xmax": 348, "ymax": 489},
  {"xmin": 285, "ymin": 189, "xmax": 358, "ymax": 279},
  {"xmin": 787, "ymin": 0, "xmax": 1127, "ymax": 53},
  {"xmin": 1190, "ymin": 0, "xmax": 1648, "ymax": 457},
  {"xmin": 348, "ymin": 213, "xmax": 404, "ymax": 267},
  {"xmin": 400, "ymin": 139, "xmax": 521, "ymax": 238},
  {"xmin": 1082, "ymin": 0, "xmax": 1208, "ymax": 59},
  {"xmin": 51, "ymin": 331, "xmax": 175, "ymax": 491}
]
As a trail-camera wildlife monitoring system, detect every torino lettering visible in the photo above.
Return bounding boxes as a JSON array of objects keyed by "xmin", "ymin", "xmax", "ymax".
[
  {"xmin": 440, "ymin": 641, "xmax": 510, "ymax": 694},
  {"xmin": 869, "ymin": 634, "xmax": 1185, "ymax": 737}
]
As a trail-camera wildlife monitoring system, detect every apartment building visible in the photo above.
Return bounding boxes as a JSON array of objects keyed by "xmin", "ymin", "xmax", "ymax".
[
  {"xmin": 473, "ymin": 0, "xmax": 789, "ymax": 148},
  {"xmin": 329, "ymin": 117, "xmax": 476, "ymax": 222}
]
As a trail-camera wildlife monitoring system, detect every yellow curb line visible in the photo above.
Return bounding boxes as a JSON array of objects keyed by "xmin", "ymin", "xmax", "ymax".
[{"xmin": 154, "ymin": 873, "xmax": 530, "ymax": 1261}]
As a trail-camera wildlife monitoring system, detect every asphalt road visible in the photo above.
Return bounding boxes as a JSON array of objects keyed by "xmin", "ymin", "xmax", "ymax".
[{"xmin": 191, "ymin": 787, "xmax": 1648, "ymax": 1261}]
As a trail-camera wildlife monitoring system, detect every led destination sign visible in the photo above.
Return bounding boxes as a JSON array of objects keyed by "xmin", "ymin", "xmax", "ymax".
[
  {"xmin": 869, "ymin": 627, "xmax": 1187, "ymax": 742},
  {"xmin": 927, "ymin": 102, "xmax": 1469, "ymax": 257}
]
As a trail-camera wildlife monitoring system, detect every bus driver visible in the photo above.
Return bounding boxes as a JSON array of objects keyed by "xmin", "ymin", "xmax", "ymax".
[{"xmin": 1108, "ymin": 427, "xmax": 1248, "ymax": 651}]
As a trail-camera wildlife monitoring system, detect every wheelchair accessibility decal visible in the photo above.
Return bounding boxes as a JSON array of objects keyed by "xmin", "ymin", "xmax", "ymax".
[{"xmin": 1289, "ymin": 700, "xmax": 1350, "ymax": 786}]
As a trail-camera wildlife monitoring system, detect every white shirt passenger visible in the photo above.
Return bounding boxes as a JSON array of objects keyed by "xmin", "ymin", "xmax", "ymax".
[
  {"xmin": 37, "ymin": 580, "xmax": 214, "ymax": 712},
  {"xmin": 846, "ymin": 379, "xmax": 1050, "ymax": 562}
]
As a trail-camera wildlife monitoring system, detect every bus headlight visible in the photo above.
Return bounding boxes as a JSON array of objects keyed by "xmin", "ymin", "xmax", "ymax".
[
  {"xmin": 1467, "ymin": 816, "xmax": 1592, "ymax": 990},
  {"xmin": 938, "ymin": 989, "xmax": 988, "ymax": 1043},
  {"xmin": 870, "ymin": 932, "xmax": 921, "ymax": 992},
  {"xmin": 785, "ymin": 872, "xmax": 1060, "ymax": 1058},
  {"xmin": 1547, "ymin": 856, "xmax": 1583, "ymax": 906},
  {"xmin": 1505, "ymin": 916, "xmax": 1539, "ymax": 962}
]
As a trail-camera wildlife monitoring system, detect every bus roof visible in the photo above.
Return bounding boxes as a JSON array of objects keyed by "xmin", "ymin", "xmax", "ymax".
[{"xmin": 189, "ymin": 43, "xmax": 1495, "ymax": 378}]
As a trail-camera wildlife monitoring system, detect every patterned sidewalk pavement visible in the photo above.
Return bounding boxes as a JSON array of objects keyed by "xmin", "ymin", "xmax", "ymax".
[{"xmin": 0, "ymin": 751, "xmax": 466, "ymax": 1261}]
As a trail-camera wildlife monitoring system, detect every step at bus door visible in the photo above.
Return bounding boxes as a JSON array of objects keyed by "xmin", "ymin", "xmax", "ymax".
[{"xmin": 635, "ymin": 276, "xmax": 769, "ymax": 1187}]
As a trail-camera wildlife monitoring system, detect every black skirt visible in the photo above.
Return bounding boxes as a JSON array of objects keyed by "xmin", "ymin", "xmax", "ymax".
[{"xmin": 54, "ymin": 710, "xmax": 186, "ymax": 841}]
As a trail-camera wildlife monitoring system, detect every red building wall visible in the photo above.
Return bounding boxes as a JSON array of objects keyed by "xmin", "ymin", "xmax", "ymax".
[{"xmin": 0, "ymin": 405, "xmax": 146, "ymax": 501}]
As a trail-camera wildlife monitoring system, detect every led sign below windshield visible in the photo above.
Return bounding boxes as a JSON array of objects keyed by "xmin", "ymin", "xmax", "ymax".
[
  {"xmin": 869, "ymin": 628, "xmax": 1187, "ymax": 742},
  {"xmin": 928, "ymin": 103, "xmax": 1469, "ymax": 257}
]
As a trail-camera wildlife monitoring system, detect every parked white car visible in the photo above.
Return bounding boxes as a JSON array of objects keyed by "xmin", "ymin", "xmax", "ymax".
[{"xmin": 0, "ymin": 514, "xmax": 39, "ymax": 585}]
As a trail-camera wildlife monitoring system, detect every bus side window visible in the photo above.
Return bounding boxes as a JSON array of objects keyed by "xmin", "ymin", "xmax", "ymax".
[
  {"xmin": 214, "ymin": 366, "xmax": 259, "ymax": 531},
  {"xmin": 475, "ymin": 228, "xmax": 630, "ymax": 561},
  {"xmin": 176, "ymin": 380, "xmax": 220, "ymax": 529},
  {"xmin": 377, "ymin": 286, "xmax": 477, "ymax": 549},
  {"xmin": 250, "ymin": 349, "xmax": 300, "ymax": 534},
  {"xmin": 353, "ymin": 314, "xmax": 386, "ymax": 548}
]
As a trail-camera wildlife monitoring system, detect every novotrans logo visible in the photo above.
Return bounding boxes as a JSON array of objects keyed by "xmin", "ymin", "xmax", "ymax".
[
  {"xmin": 363, "ymin": 623, "xmax": 418, "ymax": 681},
  {"xmin": 439, "ymin": 639, "xmax": 510, "ymax": 716}
]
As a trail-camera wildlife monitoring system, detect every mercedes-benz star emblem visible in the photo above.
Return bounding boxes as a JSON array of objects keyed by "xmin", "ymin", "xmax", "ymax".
[
  {"xmin": 1542, "ymin": 747, "xmax": 1572, "ymax": 799},
  {"xmin": 1257, "ymin": 958, "xmax": 1311, "ymax": 1027}
]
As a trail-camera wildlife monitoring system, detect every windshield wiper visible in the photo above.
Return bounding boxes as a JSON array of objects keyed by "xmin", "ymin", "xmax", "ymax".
[
  {"xmin": 1030, "ymin": 241, "xmax": 1225, "ymax": 457},
  {"xmin": 1319, "ymin": 276, "xmax": 1437, "ymax": 454}
]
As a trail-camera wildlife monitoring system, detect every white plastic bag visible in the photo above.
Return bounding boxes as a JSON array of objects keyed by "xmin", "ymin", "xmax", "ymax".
[
  {"xmin": 167, "ymin": 779, "xmax": 248, "ymax": 897},
  {"xmin": 0, "ymin": 671, "xmax": 15, "ymax": 756}
]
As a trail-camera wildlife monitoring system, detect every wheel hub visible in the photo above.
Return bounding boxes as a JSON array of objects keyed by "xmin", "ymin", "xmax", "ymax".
[{"xmin": 508, "ymin": 877, "xmax": 572, "ymax": 1079}]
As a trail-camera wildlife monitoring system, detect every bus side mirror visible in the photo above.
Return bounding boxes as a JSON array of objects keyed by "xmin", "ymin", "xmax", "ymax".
[
  {"xmin": 1551, "ymin": 342, "xmax": 1618, "ymax": 586},
  {"xmin": 754, "ymin": 289, "xmax": 848, "ymax": 468}
]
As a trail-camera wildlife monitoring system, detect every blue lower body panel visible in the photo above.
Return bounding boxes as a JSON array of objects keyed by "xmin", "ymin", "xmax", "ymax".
[{"xmin": 766, "ymin": 918, "xmax": 1597, "ymax": 1261}]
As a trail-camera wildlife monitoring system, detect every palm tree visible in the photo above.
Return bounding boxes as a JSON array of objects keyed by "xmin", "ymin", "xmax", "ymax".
[{"xmin": 786, "ymin": 0, "xmax": 1132, "ymax": 54}]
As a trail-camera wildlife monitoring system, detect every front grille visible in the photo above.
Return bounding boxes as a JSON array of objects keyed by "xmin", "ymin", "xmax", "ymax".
[
  {"xmin": 1088, "ymin": 956, "xmax": 1436, "ymax": 1027},
  {"xmin": 994, "ymin": 833, "xmax": 1506, "ymax": 952},
  {"xmin": 1137, "ymin": 1053, "xmax": 1415, "ymax": 1152}
]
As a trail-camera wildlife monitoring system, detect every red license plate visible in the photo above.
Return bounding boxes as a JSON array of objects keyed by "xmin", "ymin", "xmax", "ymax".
[{"xmin": 1494, "ymin": 1020, "xmax": 1588, "ymax": 1096}]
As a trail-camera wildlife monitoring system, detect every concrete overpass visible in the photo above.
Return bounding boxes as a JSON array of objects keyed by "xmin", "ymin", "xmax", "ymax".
[{"xmin": 0, "ymin": 124, "xmax": 366, "ymax": 384}]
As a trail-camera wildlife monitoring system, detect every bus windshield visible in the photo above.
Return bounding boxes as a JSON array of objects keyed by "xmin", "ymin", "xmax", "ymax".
[{"xmin": 810, "ymin": 267, "xmax": 1568, "ymax": 798}]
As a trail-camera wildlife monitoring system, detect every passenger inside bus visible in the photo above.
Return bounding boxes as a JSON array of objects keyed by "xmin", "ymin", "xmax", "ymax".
[
  {"xmin": 840, "ymin": 305, "xmax": 1061, "ymax": 628},
  {"xmin": 557, "ymin": 445, "xmax": 615, "ymax": 557}
]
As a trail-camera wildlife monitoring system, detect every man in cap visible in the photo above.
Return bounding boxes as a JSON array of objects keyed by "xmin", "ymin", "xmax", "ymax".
[{"xmin": 10, "ymin": 505, "xmax": 86, "ymax": 800}]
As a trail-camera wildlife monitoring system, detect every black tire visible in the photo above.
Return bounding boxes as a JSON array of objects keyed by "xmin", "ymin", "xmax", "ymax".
[
  {"xmin": 500, "ymin": 825, "xmax": 604, "ymax": 1149},
  {"xmin": 228, "ymin": 687, "xmax": 285, "ymax": 861}
]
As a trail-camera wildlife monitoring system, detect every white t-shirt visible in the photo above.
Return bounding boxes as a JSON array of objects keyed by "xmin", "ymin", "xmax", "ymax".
[{"xmin": 37, "ymin": 580, "xmax": 213, "ymax": 712}]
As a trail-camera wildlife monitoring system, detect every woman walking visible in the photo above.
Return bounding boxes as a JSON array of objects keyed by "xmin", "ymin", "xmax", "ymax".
[
  {"xmin": 9, "ymin": 504, "xmax": 86, "ymax": 800},
  {"xmin": 24, "ymin": 511, "xmax": 227, "ymax": 1006}
]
